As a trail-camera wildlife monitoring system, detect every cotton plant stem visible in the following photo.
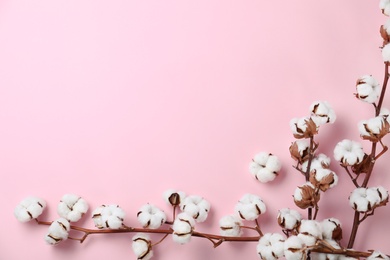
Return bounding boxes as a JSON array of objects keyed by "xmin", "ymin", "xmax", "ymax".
[
  {"xmin": 305, "ymin": 136, "xmax": 315, "ymax": 220},
  {"xmin": 347, "ymin": 62, "xmax": 390, "ymax": 248}
]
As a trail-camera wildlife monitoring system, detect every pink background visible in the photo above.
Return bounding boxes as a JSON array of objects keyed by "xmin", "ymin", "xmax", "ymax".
[{"xmin": 1, "ymin": 1, "xmax": 389, "ymax": 259}]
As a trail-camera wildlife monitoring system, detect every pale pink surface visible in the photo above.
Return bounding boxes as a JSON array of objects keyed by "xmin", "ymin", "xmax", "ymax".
[{"xmin": 0, "ymin": 1, "xmax": 389, "ymax": 259}]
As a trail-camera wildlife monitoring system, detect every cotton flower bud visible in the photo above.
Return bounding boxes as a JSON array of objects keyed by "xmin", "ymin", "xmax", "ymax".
[
  {"xmin": 289, "ymin": 139, "xmax": 310, "ymax": 164},
  {"xmin": 277, "ymin": 208, "xmax": 302, "ymax": 231},
  {"xmin": 310, "ymin": 101, "xmax": 336, "ymax": 126},
  {"xmin": 235, "ymin": 194, "xmax": 266, "ymax": 221},
  {"xmin": 163, "ymin": 189, "xmax": 186, "ymax": 206},
  {"xmin": 219, "ymin": 215, "xmax": 243, "ymax": 237},
  {"xmin": 355, "ymin": 75, "xmax": 381, "ymax": 104},
  {"xmin": 249, "ymin": 152, "xmax": 282, "ymax": 183},
  {"xmin": 297, "ymin": 219, "xmax": 322, "ymax": 246},
  {"xmin": 320, "ymin": 218, "xmax": 342, "ymax": 241},
  {"xmin": 57, "ymin": 194, "xmax": 89, "ymax": 222},
  {"xmin": 14, "ymin": 196, "xmax": 46, "ymax": 222},
  {"xmin": 44, "ymin": 218, "xmax": 70, "ymax": 245},
  {"xmin": 367, "ymin": 251, "xmax": 390, "ymax": 260},
  {"xmin": 358, "ymin": 116, "xmax": 390, "ymax": 142},
  {"xmin": 293, "ymin": 182, "xmax": 320, "ymax": 209},
  {"xmin": 132, "ymin": 234, "xmax": 153, "ymax": 260},
  {"xmin": 137, "ymin": 204, "xmax": 166, "ymax": 229},
  {"xmin": 290, "ymin": 117, "xmax": 318, "ymax": 139},
  {"xmin": 334, "ymin": 139, "xmax": 365, "ymax": 166},
  {"xmin": 283, "ymin": 235, "xmax": 306, "ymax": 260},
  {"xmin": 92, "ymin": 204, "xmax": 126, "ymax": 229},
  {"xmin": 382, "ymin": 43, "xmax": 390, "ymax": 62},
  {"xmin": 349, "ymin": 187, "xmax": 381, "ymax": 212},
  {"xmin": 309, "ymin": 168, "xmax": 338, "ymax": 192},
  {"xmin": 180, "ymin": 195, "xmax": 210, "ymax": 222},
  {"xmin": 301, "ymin": 153, "xmax": 331, "ymax": 172},
  {"xmin": 380, "ymin": 0, "xmax": 390, "ymax": 16},
  {"xmin": 172, "ymin": 212, "xmax": 195, "ymax": 244},
  {"xmin": 257, "ymin": 233, "xmax": 285, "ymax": 260}
]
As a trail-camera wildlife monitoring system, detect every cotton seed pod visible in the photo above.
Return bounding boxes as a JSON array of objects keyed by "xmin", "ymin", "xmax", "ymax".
[
  {"xmin": 172, "ymin": 212, "xmax": 195, "ymax": 244},
  {"xmin": 309, "ymin": 168, "xmax": 338, "ymax": 192},
  {"xmin": 219, "ymin": 215, "xmax": 243, "ymax": 237},
  {"xmin": 163, "ymin": 189, "xmax": 186, "ymax": 206},
  {"xmin": 137, "ymin": 204, "xmax": 166, "ymax": 229},
  {"xmin": 293, "ymin": 182, "xmax": 320, "ymax": 209},
  {"xmin": 289, "ymin": 139, "xmax": 310, "ymax": 164},
  {"xmin": 290, "ymin": 117, "xmax": 318, "ymax": 139},
  {"xmin": 180, "ymin": 195, "xmax": 210, "ymax": 223},
  {"xmin": 92, "ymin": 204, "xmax": 126, "ymax": 229},
  {"xmin": 234, "ymin": 194, "xmax": 266, "ymax": 221},
  {"xmin": 132, "ymin": 234, "xmax": 153, "ymax": 260},
  {"xmin": 57, "ymin": 194, "xmax": 89, "ymax": 222},
  {"xmin": 283, "ymin": 235, "xmax": 306, "ymax": 260},
  {"xmin": 321, "ymin": 218, "xmax": 342, "ymax": 241},
  {"xmin": 14, "ymin": 196, "xmax": 46, "ymax": 222},
  {"xmin": 310, "ymin": 101, "xmax": 336, "ymax": 126},
  {"xmin": 277, "ymin": 208, "xmax": 302, "ymax": 231},
  {"xmin": 355, "ymin": 75, "xmax": 381, "ymax": 104},
  {"xmin": 44, "ymin": 218, "xmax": 70, "ymax": 245},
  {"xmin": 256, "ymin": 233, "xmax": 285, "ymax": 260},
  {"xmin": 249, "ymin": 152, "xmax": 282, "ymax": 183}
]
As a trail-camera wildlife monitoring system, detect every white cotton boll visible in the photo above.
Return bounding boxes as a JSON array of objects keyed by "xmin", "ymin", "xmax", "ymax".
[
  {"xmin": 367, "ymin": 251, "xmax": 390, "ymax": 260},
  {"xmin": 180, "ymin": 195, "xmax": 210, "ymax": 222},
  {"xmin": 321, "ymin": 218, "xmax": 342, "ymax": 240},
  {"xmin": 172, "ymin": 212, "xmax": 195, "ymax": 244},
  {"xmin": 57, "ymin": 194, "xmax": 89, "ymax": 222},
  {"xmin": 293, "ymin": 182, "xmax": 315, "ymax": 202},
  {"xmin": 290, "ymin": 117, "xmax": 308, "ymax": 134},
  {"xmin": 92, "ymin": 205, "xmax": 126, "ymax": 229},
  {"xmin": 311, "ymin": 239, "xmax": 341, "ymax": 260},
  {"xmin": 310, "ymin": 101, "xmax": 336, "ymax": 126},
  {"xmin": 356, "ymin": 75, "xmax": 380, "ymax": 104},
  {"xmin": 219, "ymin": 215, "xmax": 243, "ymax": 237},
  {"xmin": 349, "ymin": 188, "xmax": 380, "ymax": 212},
  {"xmin": 44, "ymin": 218, "xmax": 70, "ymax": 245},
  {"xmin": 380, "ymin": 0, "xmax": 390, "ymax": 16},
  {"xmin": 314, "ymin": 168, "xmax": 338, "ymax": 189},
  {"xmin": 372, "ymin": 186, "xmax": 389, "ymax": 203},
  {"xmin": 257, "ymin": 233, "xmax": 285, "ymax": 260},
  {"xmin": 277, "ymin": 208, "xmax": 302, "ymax": 230},
  {"xmin": 295, "ymin": 139, "xmax": 310, "ymax": 156},
  {"xmin": 137, "ymin": 204, "xmax": 167, "ymax": 229},
  {"xmin": 14, "ymin": 197, "xmax": 47, "ymax": 222},
  {"xmin": 334, "ymin": 139, "xmax": 365, "ymax": 166},
  {"xmin": 283, "ymin": 236, "xmax": 305, "ymax": 260},
  {"xmin": 302, "ymin": 154, "xmax": 330, "ymax": 172},
  {"xmin": 383, "ymin": 43, "xmax": 390, "ymax": 62},
  {"xmin": 132, "ymin": 234, "xmax": 153, "ymax": 260},
  {"xmin": 235, "ymin": 194, "xmax": 266, "ymax": 221},
  {"xmin": 163, "ymin": 189, "xmax": 186, "ymax": 206},
  {"xmin": 297, "ymin": 220, "xmax": 322, "ymax": 246},
  {"xmin": 250, "ymin": 152, "xmax": 281, "ymax": 183}
]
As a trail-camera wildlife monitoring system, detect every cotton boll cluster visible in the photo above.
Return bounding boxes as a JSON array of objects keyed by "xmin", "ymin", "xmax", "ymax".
[
  {"xmin": 92, "ymin": 204, "xmax": 126, "ymax": 229},
  {"xmin": 172, "ymin": 212, "xmax": 195, "ymax": 244},
  {"xmin": 137, "ymin": 204, "xmax": 166, "ymax": 229},
  {"xmin": 355, "ymin": 75, "xmax": 381, "ymax": 104},
  {"xmin": 132, "ymin": 234, "xmax": 153, "ymax": 260},
  {"xmin": 235, "ymin": 194, "xmax": 266, "ymax": 221},
  {"xmin": 367, "ymin": 251, "xmax": 390, "ymax": 259},
  {"xmin": 14, "ymin": 197, "xmax": 46, "ymax": 222},
  {"xmin": 293, "ymin": 182, "xmax": 320, "ymax": 209},
  {"xmin": 249, "ymin": 152, "xmax": 282, "ymax": 183},
  {"xmin": 333, "ymin": 139, "xmax": 365, "ymax": 167},
  {"xmin": 358, "ymin": 115, "xmax": 390, "ymax": 142},
  {"xmin": 44, "ymin": 218, "xmax": 70, "ymax": 245},
  {"xmin": 349, "ymin": 186, "xmax": 389, "ymax": 212},
  {"xmin": 277, "ymin": 208, "xmax": 302, "ymax": 231},
  {"xmin": 256, "ymin": 233, "xmax": 285, "ymax": 260},
  {"xmin": 219, "ymin": 215, "xmax": 243, "ymax": 237},
  {"xmin": 180, "ymin": 195, "xmax": 210, "ymax": 223},
  {"xmin": 57, "ymin": 194, "xmax": 89, "ymax": 222}
]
